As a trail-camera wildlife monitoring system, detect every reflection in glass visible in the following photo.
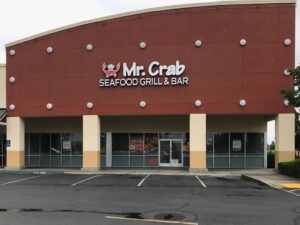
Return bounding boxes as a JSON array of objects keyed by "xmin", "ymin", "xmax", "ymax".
[
  {"xmin": 112, "ymin": 133, "xmax": 129, "ymax": 155},
  {"xmin": 206, "ymin": 133, "xmax": 213, "ymax": 156},
  {"xmin": 160, "ymin": 140, "xmax": 170, "ymax": 164},
  {"xmin": 246, "ymin": 133, "xmax": 264, "ymax": 156},
  {"xmin": 40, "ymin": 133, "xmax": 50, "ymax": 155}
]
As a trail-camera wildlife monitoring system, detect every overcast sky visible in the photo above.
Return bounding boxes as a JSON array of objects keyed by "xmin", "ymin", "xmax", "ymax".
[{"xmin": 0, "ymin": 0, "xmax": 298, "ymax": 144}]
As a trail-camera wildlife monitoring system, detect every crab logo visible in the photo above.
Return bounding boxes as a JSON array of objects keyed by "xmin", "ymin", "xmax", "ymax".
[{"xmin": 102, "ymin": 63, "xmax": 121, "ymax": 78}]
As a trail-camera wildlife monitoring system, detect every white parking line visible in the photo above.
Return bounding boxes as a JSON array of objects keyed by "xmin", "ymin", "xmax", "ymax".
[
  {"xmin": 269, "ymin": 183, "xmax": 300, "ymax": 197},
  {"xmin": 137, "ymin": 175, "xmax": 150, "ymax": 187},
  {"xmin": 195, "ymin": 176, "xmax": 206, "ymax": 188},
  {"xmin": 71, "ymin": 175, "xmax": 101, "ymax": 187},
  {"xmin": 1, "ymin": 176, "xmax": 40, "ymax": 186}
]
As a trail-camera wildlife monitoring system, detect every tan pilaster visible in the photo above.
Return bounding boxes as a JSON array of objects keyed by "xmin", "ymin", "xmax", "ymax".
[
  {"xmin": 275, "ymin": 113, "xmax": 295, "ymax": 167},
  {"xmin": 189, "ymin": 114, "xmax": 207, "ymax": 171},
  {"xmin": 82, "ymin": 115, "xmax": 100, "ymax": 171},
  {"xmin": 6, "ymin": 117, "xmax": 25, "ymax": 169}
]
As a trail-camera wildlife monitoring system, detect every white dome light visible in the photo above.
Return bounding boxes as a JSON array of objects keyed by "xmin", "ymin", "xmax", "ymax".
[
  {"xmin": 86, "ymin": 44, "xmax": 93, "ymax": 51},
  {"xmin": 284, "ymin": 38, "xmax": 292, "ymax": 46},
  {"xmin": 195, "ymin": 100, "xmax": 202, "ymax": 107},
  {"xmin": 9, "ymin": 104, "xmax": 15, "ymax": 111},
  {"xmin": 139, "ymin": 101, "xmax": 146, "ymax": 108},
  {"xmin": 195, "ymin": 40, "xmax": 202, "ymax": 47},
  {"xmin": 240, "ymin": 39, "xmax": 247, "ymax": 46},
  {"xmin": 86, "ymin": 102, "xmax": 93, "ymax": 109},
  {"xmin": 46, "ymin": 103, "xmax": 53, "ymax": 110},
  {"xmin": 9, "ymin": 49, "xmax": 16, "ymax": 56},
  {"xmin": 284, "ymin": 69, "xmax": 291, "ymax": 76},
  {"xmin": 283, "ymin": 99, "xmax": 289, "ymax": 107},
  {"xmin": 9, "ymin": 77, "xmax": 16, "ymax": 83},
  {"xmin": 239, "ymin": 99, "xmax": 247, "ymax": 107},
  {"xmin": 140, "ymin": 41, "xmax": 146, "ymax": 49},
  {"xmin": 47, "ymin": 47, "xmax": 53, "ymax": 54}
]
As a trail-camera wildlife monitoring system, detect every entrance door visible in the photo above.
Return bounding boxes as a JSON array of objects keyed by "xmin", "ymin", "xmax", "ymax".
[{"xmin": 159, "ymin": 139, "xmax": 183, "ymax": 167}]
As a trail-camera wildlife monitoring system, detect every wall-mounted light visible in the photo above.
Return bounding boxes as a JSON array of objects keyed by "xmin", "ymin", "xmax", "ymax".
[
  {"xmin": 140, "ymin": 41, "xmax": 146, "ymax": 49},
  {"xmin": 47, "ymin": 47, "xmax": 53, "ymax": 54},
  {"xmin": 46, "ymin": 103, "xmax": 53, "ymax": 110},
  {"xmin": 9, "ymin": 104, "xmax": 15, "ymax": 111},
  {"xmin": 284, "ymin": 69, "xmax": 291, "ymax": 76},
  {"xmin": 9, "ymin": 76, "xmax": 16, "ymax": 83},
  {"xmin": 86, "ymin": 44, "xmax": 93, "ymax": 51},
  {"xmin": 86, "ymin": 102, "xmax": 93, "ymax": 109},
  {"xmin": 9, "ymin": 49, "xmax": 16, "ymax": 56},
  {"xmin": 283, "ymin": 99, "xmax": 289, "ymax": 107},
  {"xmin": 240, "ymin": 39, "xmax": 247, "ymax": 46},
  {"xmin": 284, "ymin": 38, "xmax": 292, "ymax": 46},
  {"xmin": 195, "ymin": 40, "xmax": 202, "ymax": 47},
  {"xmin": 239, "ymin": 99, "xmax": 247, "ymax": 107},
  {"xmin": 194, "ymin": 100, "xmax": 202, "ymax": 107},
  {"xmin": 139, "ymin": 101, "xmax": 146, "ymax": 108}
]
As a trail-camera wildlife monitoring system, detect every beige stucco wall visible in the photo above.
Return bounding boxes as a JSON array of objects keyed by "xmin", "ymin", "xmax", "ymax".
[
  {"xmin": 275, "ymin": 113, "xmax": 295, "ymax": 152},
  {"xmin": 0, "ymin": 64, "xmax": 6, "ymax": 109},
  {"xmin": 83, "ymin": 115, "xmax": 100, "ymax": 152},
  {"xmin": 190, "ymin": 114, "xmax": 206, "ymax": 151},
  {"xmin": 7, "ymin": 117, "xmax": 24, "ymax": 151}
]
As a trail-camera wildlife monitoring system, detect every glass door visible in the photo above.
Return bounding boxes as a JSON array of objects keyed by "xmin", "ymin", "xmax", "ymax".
[{"xmin": 159, "ymin": 139, "xmax": 183, "ymax": 167}]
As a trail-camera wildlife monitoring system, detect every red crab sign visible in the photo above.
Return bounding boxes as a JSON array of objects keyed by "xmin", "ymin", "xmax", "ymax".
[{"xmin": 102, "ymin": 63, "xmax": 121, "ymax": 78}]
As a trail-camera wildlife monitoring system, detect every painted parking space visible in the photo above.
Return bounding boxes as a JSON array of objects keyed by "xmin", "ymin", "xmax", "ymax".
[
  {"xmin": 0, "ymin": 174, "xmax": 40, "ymax": 185},
  {"xmin": 13, "ymin": 174, "xmax": 92, "ymax": 186},
  {"xmin": 280, "ymin": 183, "xmax": 300, "ymax": 189},
  {"xmin": 141, "ymin": 175, "xmax": 202, "ymax": 188},
  {"xmin": 76, "ymin": 174, "xmax": 146, "ymax": 187}
]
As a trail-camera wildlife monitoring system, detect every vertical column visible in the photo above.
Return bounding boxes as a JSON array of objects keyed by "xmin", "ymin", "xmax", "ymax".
[
  {"xmin": 6, "ymin": 117, "xmax": 25, "ymax": 169},
  {"xmin": 82, "ymin": 115, "xmax": 100, "ymax": 171},
  {"xmin": 275, "ymin": 113, "xmax": 295, "ymax": 168},
  {"xmin": 189, "ymin": 114, "xmax": 207, "ymax": 171}
]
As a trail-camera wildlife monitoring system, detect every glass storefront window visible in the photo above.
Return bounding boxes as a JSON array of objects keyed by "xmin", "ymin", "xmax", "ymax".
[
  {"xmin": 40, "ymin": 133, "xmax": 50, "ymax": 155},
  {"xmin": 51, "ymin": 133, "xmax": 61, "ymax": 155},
  {"xmin": 112, "ymin": 133, "xmax": 129, "ymax": 155},
  {"xmin": 62, "ymin": 133, "xmax": 71, "ymax": 155},
  {"xmin": 101, "ymin": 133, "xmax": 106, "ymax": 155},
  {"xmin": 206, "ymin": 133, "xmax": 213, "ymax": 156},
  {"xmin": 130, "ymin": 133, "xmax": 144, "ymax": 155},
  {"xmin": 246, "ymin": 133, "xmax": 264, "ymax": 156},
  {"xmin": 230, "ymin": 133, "xmax": 244, "ymax": 156},
  {"xmin": 30, "ymin": 134, "xmax": 40, "ymax": 154},
  {"xmin": 72, "ymin": 133, "xmax": 82, "ymax": 155},
  {"xmin": 214, "ymin": 133, "xmax": 229, "ymax": 156},
  {"xmin": 144, "ymin": 133, "xmax": 158, "ymax": 155}
]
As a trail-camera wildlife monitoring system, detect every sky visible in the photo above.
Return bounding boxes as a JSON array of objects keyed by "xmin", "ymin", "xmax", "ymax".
[{"xmin": 0, "ymin": 0, "xmax": 298, "ymax": 144}]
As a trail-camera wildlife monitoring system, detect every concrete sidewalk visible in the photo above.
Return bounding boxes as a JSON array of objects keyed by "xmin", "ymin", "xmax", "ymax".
[{"xmin": 243, "ymin": 173, "xmax": 300, "ymax": 190}]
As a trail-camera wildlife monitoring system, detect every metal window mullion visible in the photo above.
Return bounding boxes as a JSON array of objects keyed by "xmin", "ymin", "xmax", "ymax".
[
  {"xmin": 244, "ymin": 133, "xmax": 247, "ymax": 169},
  {"xmin": 228, "ymin": 133, "xmax": 230, "ymax": 168}
]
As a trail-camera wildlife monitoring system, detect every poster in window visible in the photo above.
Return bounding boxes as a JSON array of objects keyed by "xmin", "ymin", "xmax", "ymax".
[
  {"xmin": 232, "ymin": 140, "xmax": 242, "ymax": 152},
  {"xmin": 130, "ymin": 135, "xmax": 144, "ymax": 153}
]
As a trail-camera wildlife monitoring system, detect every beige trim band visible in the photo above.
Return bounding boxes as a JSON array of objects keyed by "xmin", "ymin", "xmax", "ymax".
[{"xmin": 6, "ymin": 0, "xmax": 295, "ymax": 48}]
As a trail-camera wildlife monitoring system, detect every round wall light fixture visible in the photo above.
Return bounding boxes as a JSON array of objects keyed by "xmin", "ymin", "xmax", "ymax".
[
  {"xmin": 283, "ymin": 99, "xmax": 289, "ymax": 107},
  {"xmin": 284, "ymin": 69, "xmax": 291, "ymax": 76},
  {"xmin": 140, "ymin": 41, "xmax": 146, "ymax": 49},
  {"xmin": 9, "ymin": 49, "xmax": 16, "ymax": 56},
  {"xmin": 139, "ymin": 101, "xmax": 146, "ymax": 108},
  {"xmin": 195, "ymin": 100, "xmax": 202, "ymax": 107},
  {"xmin": 47, "ymin": 47, "xmax": 53, "ymax": 54},
  {"xmin": 284, "ymin": 38, "xmax": 292, "ymax": 46},
  {"xmin": 86, "ymin": 44, "xmax": 93, "ymax": 51},
  {"xmin": 46, "ymin": 103, "xmax": 53, "ymax": 110},
  {"xmin": 195, "ymin": 40, "xmax": 202, "ymax": 47},
  {"xmin": 9, "ymin": 104, "xmax": 15, "ymax": 111},
  {"xmin": 240, "ymin": 39, "xmax": 247, "ymax": 46},
  {"xmin": 9, "ymin": 76, "xmax": 16, "ymax": 83},
  {"xmin": 239, "ymin": 99, "xmax": 247, "ymax": 107},
  {"xmin": 86, "ymin": 102, "xmax": 94, "ymax": 109}
]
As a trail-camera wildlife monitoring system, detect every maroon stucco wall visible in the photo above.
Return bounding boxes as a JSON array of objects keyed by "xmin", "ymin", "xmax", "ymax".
[{"xmin": 6, "ymin": 3, "xmax": 295, "ymax": 117}]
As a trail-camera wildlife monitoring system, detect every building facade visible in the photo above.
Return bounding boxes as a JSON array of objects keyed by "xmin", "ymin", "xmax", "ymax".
[{"xmin": 1, "ymin": 0, "xmax": 296, "ymax": 171}]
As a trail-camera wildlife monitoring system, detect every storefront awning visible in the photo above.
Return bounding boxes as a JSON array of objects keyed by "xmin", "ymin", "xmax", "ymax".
[{"xmin": 0, "ymin": 109, "xmax": 7, "ymax": 125}]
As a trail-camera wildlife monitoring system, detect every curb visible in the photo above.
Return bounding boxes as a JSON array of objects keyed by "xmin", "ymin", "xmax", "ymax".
[{"xmin": 241, "ymin": 174, "xmax": 269, "ymax": 186}]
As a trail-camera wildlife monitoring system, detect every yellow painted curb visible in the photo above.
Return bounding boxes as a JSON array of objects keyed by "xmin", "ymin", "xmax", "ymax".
[{"xmin": 280, "ymin": 183, "xmax": 300, "ymax": 189}]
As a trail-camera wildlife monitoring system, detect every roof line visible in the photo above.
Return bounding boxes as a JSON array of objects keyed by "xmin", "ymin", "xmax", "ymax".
[{"xmin": 5, "ymin": 0, "xmax": 296, "ymax": 48}]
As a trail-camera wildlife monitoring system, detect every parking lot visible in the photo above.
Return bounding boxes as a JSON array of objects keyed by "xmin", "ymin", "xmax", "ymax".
[{"xmin": 0, "ymin": 173, "xmax": 298, "ymax": 225}]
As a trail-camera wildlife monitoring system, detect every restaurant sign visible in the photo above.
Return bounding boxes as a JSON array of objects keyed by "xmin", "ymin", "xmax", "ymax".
[{"xmin": 99, "ymin": 60, "xmax": 189, "ymax": 88}]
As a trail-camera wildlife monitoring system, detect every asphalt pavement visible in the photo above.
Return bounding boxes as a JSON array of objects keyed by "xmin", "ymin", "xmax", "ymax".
[{"xmin": 0, "ymin": 174, "xmax": 298, "ymax": 225}]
